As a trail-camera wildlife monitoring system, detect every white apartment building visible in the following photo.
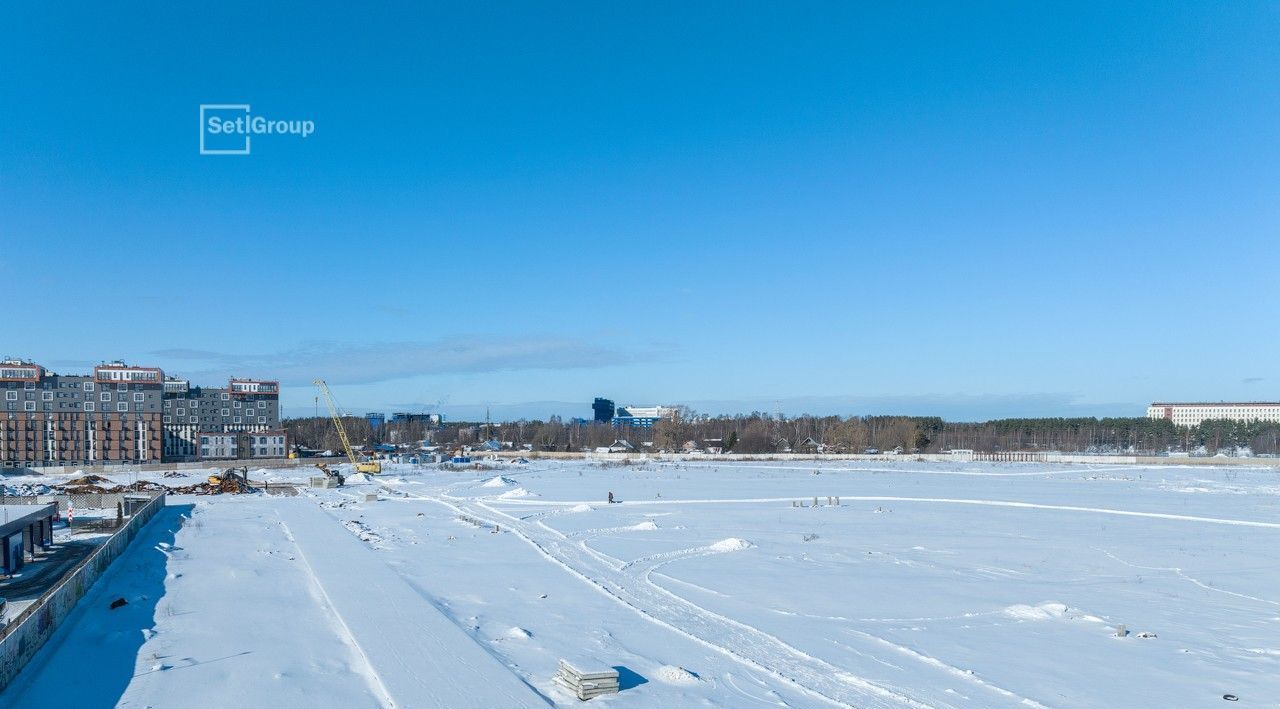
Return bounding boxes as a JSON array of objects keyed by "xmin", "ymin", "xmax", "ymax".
[{"xmin": 1147, "ymin": 402, "xmax": 1280, "ymax": 428}]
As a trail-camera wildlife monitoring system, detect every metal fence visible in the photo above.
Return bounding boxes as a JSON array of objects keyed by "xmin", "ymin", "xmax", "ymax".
[
  {"xmin": 0, "ymin": 493, "xmax": 139, "ymax": 514},
  {"xmin": 0, "ymin": 491, "xmax": 166, "ymax": 692}
]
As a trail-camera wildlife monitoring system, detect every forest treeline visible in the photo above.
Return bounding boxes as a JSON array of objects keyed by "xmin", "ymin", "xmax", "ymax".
[{"xmin": 284, "ymin": 412, "xmax": 1280, "ymax": 456}]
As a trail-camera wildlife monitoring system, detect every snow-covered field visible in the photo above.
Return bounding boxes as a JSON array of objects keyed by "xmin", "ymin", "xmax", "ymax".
[{"xmin": 3, "ymin": 459, "xmax": 1279, "ymax": 707}]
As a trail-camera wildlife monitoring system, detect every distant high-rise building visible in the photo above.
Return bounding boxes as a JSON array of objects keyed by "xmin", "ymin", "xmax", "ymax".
[
  {"xmin": 366, "ymin": 412, "xmax": 385, "ymax": 430},
  {"xmin": 389, "ymin": 412, "xmax": 442, "ymax": 427},
  {"xmin": 612, "ymin": 405, "xmax": 677, "ymax": 428},
  {"xmin": 1147, "ymin": 402, "xmax": 1280, "ymax": 428},
  {"xmin": 592, "ymin": 397, "xmax": 615, "ymax": 423}
]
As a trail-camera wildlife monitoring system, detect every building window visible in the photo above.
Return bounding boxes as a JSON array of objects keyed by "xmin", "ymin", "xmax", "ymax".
[
  {"xmin": 4, "ymin": 391, "xmax": 14, "ymax": 401},
  {"xmin": 117, "ymin": 383, "xmax": 128, "ymax": 392},
  {"xmin": 117, "ymin": 402, "xmax": 128, "ymax": 412},
  {"xmin": 220, "ymin": 393, "xmax": 229, "ymax": 400},
  {"xmin": 41, "ymin": 392, "xmax": 53, "ymax": 401},
  {"xmin": 24, "ymin": 401, "xmax": 35, "ymax": 411},
  {"xmin": 177, "ymin": 408, "xmax": 185, "ymax": 416},
  {"xmin": 221, "ymin": 409, "xmax": 230, "ymax": 417},
  {"xmin": 233, "ymin": 416, "xmax": 242, "ymax": 424},
  {"xmin": 84, "ymin": 381, "xmax": 94, "ymax": 391},
  {"xmin": 100, "ymin": 392, "xmax": 110, "ymax": 402},
  {"xmin": 258, "ymin": 416, "xmax": 266, "ymax": 424},
  {"xmin": 190, "ymin": 416, "xmax": 198, "ymax": 423},
  {"xmin": 133, "ymin": 393, "xmax": 144, "ymax": 402},
  {"xmin": 24, "ymin": 382, "xmax": 35, "ymax": 390},
  {"xmin": 163, "ymin": 416, "xmax": 172, "ymax": 424},
  {"xmin": 84, "ymin": 402, "xmax": 95, "ymax": 412}
]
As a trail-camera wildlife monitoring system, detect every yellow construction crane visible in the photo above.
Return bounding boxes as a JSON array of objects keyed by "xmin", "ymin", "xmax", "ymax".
[{"xmin": 313, "ymin": 379, "xmax": 381, "ymax": 474}]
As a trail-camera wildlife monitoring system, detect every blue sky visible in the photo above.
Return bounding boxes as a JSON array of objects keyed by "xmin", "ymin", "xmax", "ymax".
[{"xmin": 3, "ymin": 2, "xmax": 1279, "ymax": 421}]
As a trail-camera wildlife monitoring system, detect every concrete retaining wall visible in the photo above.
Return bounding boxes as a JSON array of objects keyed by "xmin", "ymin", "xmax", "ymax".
[{"xmin": 0, "ymin": 493, "xmax": 166, "ymax": 692}]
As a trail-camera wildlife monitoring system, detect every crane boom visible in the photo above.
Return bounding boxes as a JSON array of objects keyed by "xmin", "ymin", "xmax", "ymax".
[{"xmin": 313, "ymin": 379, "xmax": 381, "ymax": 474}]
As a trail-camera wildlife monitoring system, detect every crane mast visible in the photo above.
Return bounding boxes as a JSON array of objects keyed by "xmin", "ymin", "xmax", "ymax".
[{"xmin": 313, "ymin": 379, "xmax": 381, "ymax": 474}]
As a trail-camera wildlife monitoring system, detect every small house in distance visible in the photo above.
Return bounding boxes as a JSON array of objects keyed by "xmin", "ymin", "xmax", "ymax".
[{"xmin": 594, "ymin": 439, "xmax": 635, "ymax": 454}]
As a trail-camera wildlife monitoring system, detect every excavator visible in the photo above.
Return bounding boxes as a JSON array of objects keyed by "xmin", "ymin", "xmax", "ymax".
[
  {"xmin": 314, "ymin": 462, "xmax": 345, "ymax": 487},
  {"xmin": 207, "ymin": 466, "xmax": 254, "ymax": 493},
  {"xmin": 313, "ymin": 379, "xmax": 382, "ymax": 474}
]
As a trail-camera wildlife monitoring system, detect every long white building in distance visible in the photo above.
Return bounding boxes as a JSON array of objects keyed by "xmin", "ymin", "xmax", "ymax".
[{"xmin": 1147, "ymin": 402, "xmax": 1280, "ymax": 427}]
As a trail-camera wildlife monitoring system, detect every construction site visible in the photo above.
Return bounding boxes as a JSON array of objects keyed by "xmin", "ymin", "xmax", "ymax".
[{"xmin": 0, "ymin": 455, "xmax": 1276, "ymax": 707}]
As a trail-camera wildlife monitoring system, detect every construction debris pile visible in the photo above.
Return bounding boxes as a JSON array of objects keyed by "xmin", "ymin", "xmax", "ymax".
[
  {"xmin": 44, "ymin": 469, "xmax": 260, "ymax": 496},
  {"xmin": 554, "ymin": 661, "xmax": 620, "ymax": 701},
  {"xmin": 55, "ymin": 476, "xmax": 168, "ymax": 495},
  {"xmin": 164, "ymin": 478, "xmax": 257, "ymax": 495}
]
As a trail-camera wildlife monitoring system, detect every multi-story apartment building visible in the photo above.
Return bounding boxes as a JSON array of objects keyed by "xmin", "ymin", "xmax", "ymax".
[
  {"xmin": 161, "ymin": 377, "xmax": 281, "ymax": 460},
  {"xmin": 0, "ymin": 359, "xmax": 284, "ymax": 469},
  {"xmin": 1146, "ymin": 402, "xmax": 1280, "ymax": 428},
  {"xmin": 197, "ymin": 431, "xmax": 287, "ymax": 459},
  {"xmin": 1, "ymin": 361, "xmax": 164, "ymax": 468}
]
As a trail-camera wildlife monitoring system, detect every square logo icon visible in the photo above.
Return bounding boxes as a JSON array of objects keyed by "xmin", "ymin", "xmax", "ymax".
[{"xmin": 200, "ymin": 104, "xmax": 251, "ymax": 155}]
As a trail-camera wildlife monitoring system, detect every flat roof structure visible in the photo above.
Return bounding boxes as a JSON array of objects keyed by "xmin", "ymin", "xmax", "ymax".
[
  {"xmin": 0, "ymin": 505, "xmax": 56, "ymax": 540},
  {"xmin": 0, "ymin": 504, "xmax": 56, "ymax": 574}
]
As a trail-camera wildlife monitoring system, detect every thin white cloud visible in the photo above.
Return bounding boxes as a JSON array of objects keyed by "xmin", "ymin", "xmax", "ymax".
[
  {"xmin": 285, "ymin": 393, "xmax": 1143, "ymax": 423},
  {"xmin": 151, "ymin": 336, "xmax": 662, "ymax": 386}
]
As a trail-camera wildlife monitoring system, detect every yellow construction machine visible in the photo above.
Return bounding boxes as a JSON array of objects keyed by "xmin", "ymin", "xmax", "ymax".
[
  {"xmin": 208, "ymin": 466, "xmax": 253, "ymax": 493},
  {"xmin": 313, "ymin": 379, "xmax": 382, "ymax": 474}
]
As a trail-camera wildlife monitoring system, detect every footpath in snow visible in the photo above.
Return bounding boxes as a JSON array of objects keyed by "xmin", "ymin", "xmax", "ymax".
[
  {"xmin": 275, "ymin": 498, "xmax": 548, "ymax": 708},
  {"xmin": 1, "ymin": 499, "xmax": 386, "ymax": 708},
  {"xmin": 416, "ymin": 490, "xmax": 1022, "ymax": 708},
  {"xmin": 2, "ymin": 496, "xmax": 547, "ymax": 709}
]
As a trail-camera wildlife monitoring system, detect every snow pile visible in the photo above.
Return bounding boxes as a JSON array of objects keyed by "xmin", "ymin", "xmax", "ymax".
[
  {"xmin": 567, "ymin": 504, "xmax": 593, "ymax": 513},
  {"xmin": 499, "ymin": 487, "xmax": 538, "ymax": 499},
  {"xmin": 708, "ymin": 538, "xmax": 752, "ymax": 552},
  {"xmin": 505, "ymin": 627, "xmax": 532, "ymax": 640},
  {"xmin": 347, "ymin": 473, "xmax": 377, "ymax": 484},
  {"xmin": 343, "ymin": 520, "xmax": 384, "ymax": 546},
  {"xmin": 1003, "ymin": 602, "xmax": 1068, "ymax": 621},
  {"xmin": 655, "ymin": 665, "xmax": 700, "ymax": 685},
  {"xmin": 1, "ymin": 483, "xmax": 52, "ymax": 496},
  {"xmin": 629, "ymin": 520, "xmax": 659, "ymax": 531},
  {"xmin": 482, "ymin": 476, "xmax": 518, "ymax": 488}
]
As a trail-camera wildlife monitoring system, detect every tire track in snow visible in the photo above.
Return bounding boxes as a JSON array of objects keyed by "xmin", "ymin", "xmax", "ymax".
[
  {"xmin": 619, "ymin": 541, "xmax": 1040, "ymax": 708},
  {"xmin": 657, "ymin": 462, "xmax": 1146, "ymax": 478},
  {"xmin": 1096, "ymin": 548, "xmax": 1280, "ymax": 608},
  {"xmin": 495, "ymin": 495, "xmax": 1280, "ymax": 529},
  {"xmin": 278, "ymin": 515, "xmax": 395, "ymax": 708},
  {"xmin": 406, "ymin": 489, "xmax": 930, "ymax": 708}
]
